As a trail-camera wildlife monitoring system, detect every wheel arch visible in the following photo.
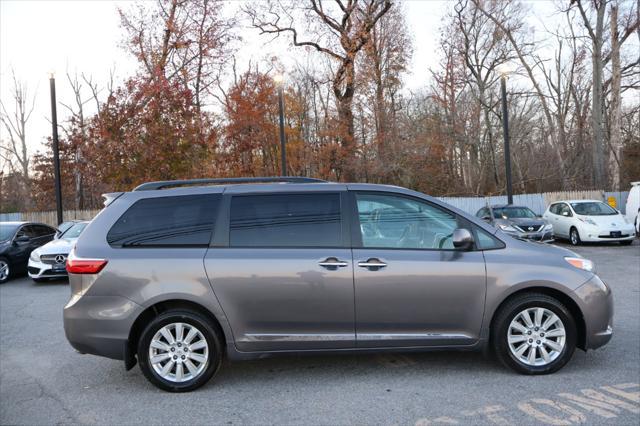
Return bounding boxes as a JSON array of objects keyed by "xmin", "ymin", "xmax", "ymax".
[
  {"xmin": 126, "ymin": 299, "xmax": 229, "ymax": 369},
  {"xmin": 489, "ymin": 286, "xmax": 587, "ymax": 351}
]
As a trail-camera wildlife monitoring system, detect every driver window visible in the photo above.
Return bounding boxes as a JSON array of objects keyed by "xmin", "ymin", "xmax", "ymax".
[
  {"xmin": 559, "ymin": 204, "xmax": 572, "ymax": 217},
  {"xmin": 356, "ymin": 193, "xmax": 459, "ymax": 250}
]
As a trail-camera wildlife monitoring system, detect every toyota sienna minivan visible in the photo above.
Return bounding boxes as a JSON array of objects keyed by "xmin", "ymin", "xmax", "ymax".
[{"xmin": 63, "ymin": 177, "xmax": 613, "ymax": 392}]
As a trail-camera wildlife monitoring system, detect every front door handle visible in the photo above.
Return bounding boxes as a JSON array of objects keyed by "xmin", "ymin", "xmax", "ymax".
[
  {"xmin": 357, "ymin": 258, "xmax": 387, "ymax": 269},
  {"xmin": 318, "ymin": 257, "xmax": 349, "ymax": 268}
]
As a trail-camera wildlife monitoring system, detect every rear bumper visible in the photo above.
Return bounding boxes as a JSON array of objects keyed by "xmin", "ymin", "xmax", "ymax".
[
  {"xmin": 63, "ymin": 293, "xmax": 142, "ymax": 360},
  {"xmin": 574, "ymin": 275, "xmax": 614, "ymax": 350}
]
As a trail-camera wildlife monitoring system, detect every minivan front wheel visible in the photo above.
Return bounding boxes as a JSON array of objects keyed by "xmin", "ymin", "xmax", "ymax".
[
  {"xmin": 137, "ymin": 310, "xmax": 222, "ymax": 392},
  {"xmin": 492, "ymin": 293, "xmax": 576, "ymax": 375}
]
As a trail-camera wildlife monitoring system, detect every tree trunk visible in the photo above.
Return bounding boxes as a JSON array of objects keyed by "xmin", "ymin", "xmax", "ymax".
[
  {"xmin": 608, "ymin": 4, "xmax": 622, "ymax": 191},
  {"xmin": 589, "ymin": 0, "xmax": 607, "ymax": 189}
]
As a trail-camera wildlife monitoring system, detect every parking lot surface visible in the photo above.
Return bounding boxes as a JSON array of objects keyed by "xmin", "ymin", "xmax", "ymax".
[{"xmin": 1, "ymin": 241, "xmax": 639, "ymax": 425}]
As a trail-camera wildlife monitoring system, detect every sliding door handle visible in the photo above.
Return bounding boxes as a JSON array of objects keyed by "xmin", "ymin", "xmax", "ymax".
[
  {"xmin": 357, "ymin": 258, "xmax": 387, "ymax": 269},
  {"xmin": 318, "ymin": 257, "xmax": 349, "ymax": 268}
]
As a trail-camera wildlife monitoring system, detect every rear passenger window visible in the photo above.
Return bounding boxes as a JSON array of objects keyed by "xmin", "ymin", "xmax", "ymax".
[
  {"xmin": 107, "ymin": 195, "xmax": 219, "ymax": 247},
  {"xmin": 229, "ymin": 193, "xmax": 342, "ymax": 247}
]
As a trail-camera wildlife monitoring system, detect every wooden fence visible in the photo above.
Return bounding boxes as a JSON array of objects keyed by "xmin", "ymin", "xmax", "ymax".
[{"xmin": 0, "ymin": 209, "xmax": 101, "ymax": 227}]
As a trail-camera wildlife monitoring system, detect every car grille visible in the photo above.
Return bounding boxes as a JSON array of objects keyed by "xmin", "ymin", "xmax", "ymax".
[
  {"xmin": 514, "ymin": 225, "xmax": 542, "ymax": 233},
  {"xmin": 40, "ymin": 254, "xmax": 67, "ymax": 265}
]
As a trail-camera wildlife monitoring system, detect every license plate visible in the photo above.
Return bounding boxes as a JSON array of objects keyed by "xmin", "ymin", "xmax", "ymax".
[
  {"xmin": 610, "ymin": 231, "xmax": 621, "ymax": 238},
  {"xmin": 53, "ymin": 265, "xmax": 66, "ymax": 272}
]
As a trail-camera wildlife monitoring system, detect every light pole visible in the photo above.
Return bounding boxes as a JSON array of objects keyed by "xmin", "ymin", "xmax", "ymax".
[
  {"xmin": 49, "ymin": 73, "xmax": 63, "ymax": 225},
  {"xmin": 499, "ymin": 71, "xmax": 513, "ymax": 205},
  {"xmin": 274, "ymin": 74, "xmax": 287, "ymax": 176}
]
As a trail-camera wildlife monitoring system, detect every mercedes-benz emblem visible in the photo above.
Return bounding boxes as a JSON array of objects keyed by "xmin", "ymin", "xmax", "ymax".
[{"xmin": 55, "ymin": 255, "xmax": 66, "ymax": 264}]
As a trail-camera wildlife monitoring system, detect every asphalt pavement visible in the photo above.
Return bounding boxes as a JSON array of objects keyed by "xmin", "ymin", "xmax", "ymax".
[{"xmin": 1, "ymin": 240, "xmax": 639, "ymax": 425}]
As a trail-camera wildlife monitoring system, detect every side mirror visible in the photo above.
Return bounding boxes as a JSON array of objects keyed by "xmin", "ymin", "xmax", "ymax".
[
  {"xmin": 14, "ymin": 235, "xmax": 30, "ymax": 244},
  {"xmin": 453, "ymin": 228, "xmax": 475, "ymax": 251},
  {"xmin": 481, "ymin": 215, "xmax": 492, "ymax": 222},
  {"xmin": 562, "ymin": 211, "xmax": 569, "ymax": 217}
]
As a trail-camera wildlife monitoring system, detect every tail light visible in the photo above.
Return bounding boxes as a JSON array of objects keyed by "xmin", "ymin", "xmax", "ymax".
[{"xmin": 66, "ymin": 248, "xmax": 108, "ymax": 274}]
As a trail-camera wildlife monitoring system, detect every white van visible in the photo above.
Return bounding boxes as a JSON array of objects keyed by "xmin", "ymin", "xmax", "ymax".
[{"xmin": 626, "ymin": 182, "xmax": 640, "ymax": 235}]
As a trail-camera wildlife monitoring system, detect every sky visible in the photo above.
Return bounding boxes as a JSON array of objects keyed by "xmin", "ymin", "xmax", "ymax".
[{"xmin": 0, "ymin": 0, "xmax": 563, "ymax": 159}]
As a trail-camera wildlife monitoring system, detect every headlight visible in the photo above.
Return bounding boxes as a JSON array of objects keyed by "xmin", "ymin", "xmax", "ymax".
[
  {"xmin": 30, "ymin": 250, "xmax": 41, "ymax": 262},
  {"xmin": 577, "ymin": 217, "xmax": 597, "ymax": 226},
  {"xmin": 543, "ymin": 223, "xmax": 553, "ymax": 231},
  {"xmin": 498, "ymin": 224, "xmax": 517, "ymax": 232},
  {"xmin": 565, "ymin": 256, "xmax": 594, "ymax": 272}
]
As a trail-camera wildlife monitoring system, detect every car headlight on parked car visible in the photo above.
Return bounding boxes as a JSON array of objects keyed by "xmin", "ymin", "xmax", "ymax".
[
  {"xmin": 577, "ymin": 217, "xmax": 597, "ymax": 226},
  {"xmin": 565, "ymin": 256, "xmax": 594, "ymax": 272},
  {"xmin": 30, "ymin": 249, "xmax": 41, "ymax": 262},
  {"xmin": 543, "ymin": 223, "xmax": 553, "ymax": 231},
  {"xmin": 498, "ymin": 224, "xmax": 517, "ymax": 232}
]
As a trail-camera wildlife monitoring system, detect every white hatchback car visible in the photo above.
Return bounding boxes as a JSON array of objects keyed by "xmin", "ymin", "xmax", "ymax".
[{"xmin": 543, "ymin": 200, "xmax": 635, "ymax": 245}]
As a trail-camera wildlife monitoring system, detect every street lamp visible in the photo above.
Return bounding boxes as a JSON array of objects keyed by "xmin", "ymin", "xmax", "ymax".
[
  {"xmin": 49, "ymin": 72, "xmax": 63, "ymax": 225},
  {"xmin": 497, "ymin": 64, "xmax": 514, "ymax": 205},
  {"xmin": 274, "ymin": 74, "xmax": 287, "ymax": 176}
]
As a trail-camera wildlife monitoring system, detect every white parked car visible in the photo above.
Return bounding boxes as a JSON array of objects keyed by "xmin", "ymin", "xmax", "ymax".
[
  {"xmin": 543, "ymin": 200, "xmax": 635, "ymax": 246},
  {"xmin": 28, "ymin": 221, "xmax": 88, "ymax": 282}
]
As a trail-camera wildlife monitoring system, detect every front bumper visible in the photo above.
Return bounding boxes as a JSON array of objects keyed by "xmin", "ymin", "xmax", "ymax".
[
  {"xmin": 577, "ymin": 226, "xmax": 635, "ymax": 242},
  {"xmin": 28, "ymin": 259, "xmax": 68, "ymax": 279},
  {"xmin": 574, "ymin": 275, "xmax": 614, "ymax": 350},
  {"xmin": 506, "ymin": 229, "xmax": 555, "ymax": 243},
  {"xmin": 63, "ymin": 290, "xmax": 142, "ymax": 360}
]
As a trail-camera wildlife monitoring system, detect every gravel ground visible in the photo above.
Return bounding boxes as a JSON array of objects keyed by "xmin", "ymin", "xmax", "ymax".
[{"xmin": 1, "ymin": 240, "xmax": 638, "ymax": 425}]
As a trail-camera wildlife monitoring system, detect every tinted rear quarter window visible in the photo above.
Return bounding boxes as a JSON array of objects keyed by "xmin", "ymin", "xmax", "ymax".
[
  {"xmin": 229, "ymin": 193, "xmax": 342, "ymax": 247},
  {"xmin": 107, "ymin": 194, "xmax": 220, "ymax": 247}
]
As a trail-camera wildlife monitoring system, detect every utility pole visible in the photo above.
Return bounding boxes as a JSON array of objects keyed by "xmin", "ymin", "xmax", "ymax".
[
  {"xmin": 49, "ymin": 73, "xmax": 63, "ymax": 225},
  {"xmin": 274, "ymin": 74, "xmax": 287, "ymax": 176},
  {"xmin": 500, "ymin": 75, "xmax": 513, "ymax": 205}
]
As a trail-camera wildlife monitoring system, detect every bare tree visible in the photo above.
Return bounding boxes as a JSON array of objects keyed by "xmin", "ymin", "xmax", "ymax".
[
  {"xmin": 245, "ymin": 0, "xmax": 392, "ymax": 180},
  {"xmin": 0, "ymin": 70, "xmax": 36, "ymax": 206}
]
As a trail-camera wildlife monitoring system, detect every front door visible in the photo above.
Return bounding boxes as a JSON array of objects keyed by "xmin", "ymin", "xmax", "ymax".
[
  {"xmin": 351, "ymin": 191, "xmax": 487, "ymax": 348},
  {"xmin": 204, "ymin": 191, "xmax": 355, "ymax": 352}
]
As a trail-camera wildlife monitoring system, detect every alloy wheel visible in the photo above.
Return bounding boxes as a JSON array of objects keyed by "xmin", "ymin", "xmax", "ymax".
[
  {"xmin": 148, "ymin": 322, "xmax": 209, "ymax": 383},
  {"xmin": 0, "ymin": 260, "xmax": 9, "ymax": 282},
  {"xmin": 507, "ymin": 307, "xmax": 566, "ymax": 367},
  {"xmin": 570, "ymin": 229, "xmax": 579, "ymax": 245}
]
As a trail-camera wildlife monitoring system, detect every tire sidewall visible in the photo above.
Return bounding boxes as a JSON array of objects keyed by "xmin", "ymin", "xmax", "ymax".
[
  {"xmin": 570, "ymin": 228, "xmax": 580, "ymax": 245},
  {"xmin": 0, "ymin": 257, "xmax": 10, "ymax": 284},
  {"xmin": 137, "ymin": 310, "xmax": 222, "ymax": 392},
  {"xmin": 495, "ymin": 297, "xmax": 576, "ymax": 375}
]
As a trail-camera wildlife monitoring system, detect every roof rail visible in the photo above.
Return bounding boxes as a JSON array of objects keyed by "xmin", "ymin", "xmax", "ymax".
[{"xmin": 133, "ymin": 176, "xmax": 327, "ymax": 191}]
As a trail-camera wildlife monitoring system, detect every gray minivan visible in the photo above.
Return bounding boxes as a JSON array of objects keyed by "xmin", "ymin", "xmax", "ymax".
[{"xmin": 63, "ymin": 177, "xmax": 613, "ymax": 392}]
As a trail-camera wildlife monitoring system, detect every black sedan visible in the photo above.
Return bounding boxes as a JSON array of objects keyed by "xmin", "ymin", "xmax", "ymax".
[
  {"xmin": 0, "ymin": 222, "xmax": 57, "ymax": 283},
  {"xmin": 475, "ymin": 205, "xmax": 554, "ymax": 242}
]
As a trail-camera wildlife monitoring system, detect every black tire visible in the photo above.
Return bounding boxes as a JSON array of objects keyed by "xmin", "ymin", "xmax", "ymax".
[
  {"xmin": 619, "ymin": 240, "xmax": 633, "ymax": 246},
  {"xmin": 492, "ymin": 293, "xmax": 577, "ymax": 375},
  {"xmin": 137, "ymin": 309, "xmax": 223, "ymax": 392},
  {"xmin": 569, "ymin": 227, "xmax": 581, "ymax": 246},
  {"xmin": 0, "ymin": 257, "xmax": 10, "ymax": 284}
]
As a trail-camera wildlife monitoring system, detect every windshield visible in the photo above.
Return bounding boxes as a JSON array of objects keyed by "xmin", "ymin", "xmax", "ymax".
[
  {"xmin": 0, "ymin": 224, "xmax": 19, "ymax": 242},
  {"xmin": 60, "ymin": 222, "xmax": 88, "ymax": 239},
  {"xmin": 493, "ymin": 207, "xmax": 538, "ymax": 219},
  {"xmin": 571, "ymin": 202, "xmax": 617, "ymax": 216}
]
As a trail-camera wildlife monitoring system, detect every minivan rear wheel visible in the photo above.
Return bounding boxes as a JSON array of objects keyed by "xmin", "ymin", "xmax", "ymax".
[
  {"xmin": 492, "ymin": 293, "xmax": 576, "ymax": 375},
  {"xmin": 137, "ymin": 309, "xmax": 222, "ymax": 392}
]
